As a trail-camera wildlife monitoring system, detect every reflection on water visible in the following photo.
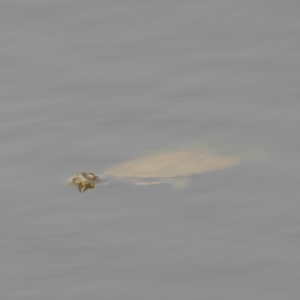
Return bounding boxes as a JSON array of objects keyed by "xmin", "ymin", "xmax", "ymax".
[{"xmin": 1, "ymin": 1, "xmax": 300, "ymax": 299}]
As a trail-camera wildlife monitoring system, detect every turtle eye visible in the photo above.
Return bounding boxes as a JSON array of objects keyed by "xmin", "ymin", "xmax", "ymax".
[{"xmin": 87, "ymin": 173, "xmax": 95, "ymax": 179}]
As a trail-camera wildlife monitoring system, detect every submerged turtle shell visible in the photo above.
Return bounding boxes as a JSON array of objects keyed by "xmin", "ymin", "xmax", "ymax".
[{"xmin": 105, "ymin": 148, "xmax": 241, "ymax": 179}]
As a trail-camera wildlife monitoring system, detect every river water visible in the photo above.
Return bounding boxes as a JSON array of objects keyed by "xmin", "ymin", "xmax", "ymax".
[{"xmin": 1, "ymin": 1, "xmax": 300, "ymax": 299}]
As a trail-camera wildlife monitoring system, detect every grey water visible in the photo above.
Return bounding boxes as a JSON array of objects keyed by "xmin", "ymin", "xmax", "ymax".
[{"xmin": 1, "ymin": 1, "xmax": 300, "ymax": 299}]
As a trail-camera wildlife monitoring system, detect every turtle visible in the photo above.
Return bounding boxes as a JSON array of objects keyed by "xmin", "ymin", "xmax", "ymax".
[{"xmin": 65, "ymin": 146, "xmax": 259, "ymax": 193}]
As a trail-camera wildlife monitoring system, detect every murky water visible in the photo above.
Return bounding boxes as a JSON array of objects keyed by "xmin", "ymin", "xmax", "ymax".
[{"xmin": 1, "ymin": 1, "xmax": 300, "ymax": 299}]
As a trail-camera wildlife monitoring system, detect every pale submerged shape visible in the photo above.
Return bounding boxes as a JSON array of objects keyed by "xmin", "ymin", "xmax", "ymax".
[{"xmin": 66, "ymin": 146, "xmax": 259, "ymax": 193}]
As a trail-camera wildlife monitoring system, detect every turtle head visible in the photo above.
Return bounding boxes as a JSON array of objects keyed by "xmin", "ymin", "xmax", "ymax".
[{"xmin": 71, "ymin": 172, "xmax": 100, "ymax": 192}]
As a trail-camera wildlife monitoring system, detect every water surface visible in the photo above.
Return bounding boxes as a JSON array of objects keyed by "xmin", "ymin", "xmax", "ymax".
[{"xmin": 1, "ymin": 1, "xmax": 300, "ymax": 299}]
